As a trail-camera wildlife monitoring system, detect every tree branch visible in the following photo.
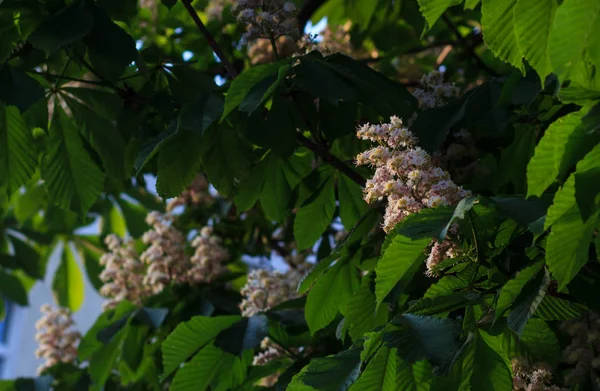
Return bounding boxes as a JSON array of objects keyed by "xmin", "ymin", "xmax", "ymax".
[
  {"xmin": 296, "ymin": 133, "xmax": 366, "ymax": 187},
  {"xmin": 441, "ymin": 14, "xmax": 500, "ymax": 77},
  {"xmin": 181, "ymin": 0, "xmax": 239, "ymax": 79}
]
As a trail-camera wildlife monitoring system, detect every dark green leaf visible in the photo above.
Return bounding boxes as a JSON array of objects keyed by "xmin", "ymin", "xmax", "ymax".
[
  {"xmin": 0, "ymin": 269, "xmax": 28, "ymax": 305},
  {"xmin": 294, "ymin": 175, "xmax": 336, "ymax": 250},
  {"xmin": 28, "ymin": 3, "xmax": 94, "ymax": 53},
  {"xmin": 156, "ymin": 128, "xmax": 203, "ymax": 198},
  {"xmin": 214, "ymin": 314, "xmax": 268, "ymax": 355},
  {"xmin": 0, "ymin": 65, "xmax": 45, "ymax": 112},
  {"xmin": 0, "ymin": 104, "xmax": 36, "ymax": 196},
  {"xmin": 178, "ymin": 92, "xmax": 224, "ymax": 135}
]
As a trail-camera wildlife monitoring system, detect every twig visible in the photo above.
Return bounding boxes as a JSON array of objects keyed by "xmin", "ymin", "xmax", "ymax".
[
  {"xmin": 181, "ymin": 0, "xmax": 239, "ymax": 79},
  {"xmin": 360, "ymin": 41, "xmax": 455, "ymax": 64},
  {"xmin": 441, "ymin": 14, "xmax": 500, "ymax": 77},
  {"xmin": 296, "ymin": 133, "xmax": 366, "ymax": 187},
  {"xmin": 28, "ymin": 71, "xmax": 111, "ymax": 87}
]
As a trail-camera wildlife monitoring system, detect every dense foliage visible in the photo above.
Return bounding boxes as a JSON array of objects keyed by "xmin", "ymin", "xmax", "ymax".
[{"xmin": 0, "ymin": 0, "xmax": 599, "ymax": 389}]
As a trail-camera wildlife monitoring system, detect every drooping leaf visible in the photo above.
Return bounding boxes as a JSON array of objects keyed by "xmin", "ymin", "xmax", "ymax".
[
  {"xmin": 41, "ymin": 106, "xmax": 105, "ymax": 215},
  {"xmin": 548, "ymin": 0, "xmax": 600, "ymax": 77},
  {"xmin": 28, "ymin": 3, "xmax": 94, "ymax": 53},
  {"xmin": 52, "ymin": 244, "xmax": 85, "ymax": 312},
  {"xmin": 161, "ymin": 315, "xmax": 241, "ymax": 378},
  {"xmin": 0, "ymin": 105, "xmax": 37, "ymax": 195},
  {"xmin": 375, "ymin": 235, "xmax": 430, "ymax": 308},
  {"xmin": 305, "ymin": 261, "xmax": 360, "ymax": 335},
  {"xmin": 294, "ymin": 175, "xmax": 336, "ymax": 250},
  {"xmin": 514, "ymin": 0, "xmax": 558, "ymax": 81},
  {"xmin": 156, "ymin": 128, "xmax": 203, "ymax": 198},
  {"xmin": 481, "ymin": 0, "xmax": 524, "ymax": 73}
]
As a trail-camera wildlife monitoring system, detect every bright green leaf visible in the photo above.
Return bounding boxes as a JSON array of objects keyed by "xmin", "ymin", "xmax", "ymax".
[
  {"xmin": 0, "ymin": 104, "xmax": 36, "ymax": 196},
  {"xmin": 52, "ymin": 243, "xmax": 85, "ymax": 312}
]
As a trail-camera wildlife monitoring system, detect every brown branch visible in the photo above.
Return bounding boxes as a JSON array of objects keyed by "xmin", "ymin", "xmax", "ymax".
[
  {"xmin": 441, "ymin": 14, "xmax": 500, "ymax": 77},
  {"xmin": 296, "ymin": 133, "xmax": 366, "ymax": 187},
  {"xmin": 181, "ymin": 0, "xmax": 239, "ymax": 79}
]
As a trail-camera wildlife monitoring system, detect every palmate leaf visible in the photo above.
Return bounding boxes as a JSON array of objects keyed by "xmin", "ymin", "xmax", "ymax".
[
  {"xmin": 170, "ymin": 345, "xmax": 247, "ymax": 391},
  {"xmin": 41, "ymin": 106, "xmax": 105, "ymax": 215},
  {"xmin": 52, "ymin": 243, "xmax": 85, "ymax": 312},
  {"xmin": 341, "ymin": 273, "xmax": 388, "ymax": 341},
  {"xmin": 289, "ymin": 347, "xmax": 362, "ymax": 391},
  {"xmin": 526, "ymin": 107, "xmax": 598, "ymax": 198},
  {"xmin": 161, "ymin": 315, "xmax": 240, "ymax": 378},
  {"xmin": 0, "ymin": 104, "xmax": 37, "ymax": 195},
  {"xmin": 535, "ymin": 295, "xmax": 587, "ymax": 320},
  {"xmin": 416, "ymin": 0, "xmax": 460, "ymax": 31},
  {"xmin": 518, "ymin": 318, "xmax": 561, "ymax": 365},
  {"xmin": 294, "ymin": 175, "xmax": 336, "ymax": 250},
  {"xmin": 349, "ymin": 346, "xmax": 396, "ymax": 391},
  {"xmin": 470, "ymin": 331, "xmax": 513, "ymax": 391},
  {"xmin": 481, "ymin": 0, "xmax": 525, "ymax": 74},
  {"xmin": 375, "ymin": 235, "xmax": 430, "ymax": 308},
  {"xmin": 495, "ymin": 260, "xmax": 544, "ymax": 320},
  {"xmin": 28, "ymin": 2, "xmax": 94, "ymax": 53},
  {"xmin": 545, "ymin": 173, "xmax": 598, "ymax": 289},
  {"xmin": 573, "ymin": 144, "xmax": 600, "ymax": 220},
  {"xmin": 548, "ymin": 0, "xmax": 600, "ymax": 77},
  {"xmin": 305, "ymin": 261, "xmax": 360, "ymax": 335},
  {"xmin": 396, "ymin": 360, "xmax": 432, "ymax": 391},
  {"xmin": 514, "ymin": 0, "xmax": 558, "ymax": 82}
]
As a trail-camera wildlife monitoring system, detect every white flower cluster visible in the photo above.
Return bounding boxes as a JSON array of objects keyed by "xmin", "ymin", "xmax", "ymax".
[
  {"xmin": 141, "ymin": 212, "xmax": 189, "ymax": 294},
  {"xmin": 412, "ymin": 70, "xmax": 460, "ymax": 109},
  {"xmin": 100, "ymin": 235, "xmax": 149, "ymax": 310},
  {"xmin": 35, "ymin": 305, "xmax": 81, "ymax": 375},
  {"xmin": 512, "ymin": 359, "xmax": 565, "ymax": 391},
  {"xmin": 234, "ymin": 0, "xmax": 298, "ymax": 43},
  {"xmin": 560, "ymin": 312, "xmax": 600, "ymax": 386},
  {"xmin": 355, "ymin": 116, "xmax": 471, "ymax": 272},
  {"xmin": 239, "ymin": 268, "xmax": 300, "ymax": 317},
  {"xmin": 99, "ymin": 212, "xmax": 229, "ymax": 309},
  {"xmin": 187, "ymin": 226, "xmax": 229, "ymax": 283},
  {"xmin": 166, "ymin": 174, "xmax": 213, "ymax": 212}
]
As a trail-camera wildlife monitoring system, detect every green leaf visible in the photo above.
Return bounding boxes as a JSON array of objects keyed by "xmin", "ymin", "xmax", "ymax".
[
  {"xmin": 387, "ymin": 314, "xmax": 463, "ymax": 373},
  {"xmin": 170, "ymin": 345, "xmax": 241, "ymax": 391},
  {"xmin": 342, "ymin": 273, "xmax": 388, "ymax": 341},
  {"xmin": 407, "ymin": 292, "xmax": 482, "ymax": 316},
  {"xmin": 199, "ymin": 126, "xmax": 251, "ymax": 195},
  {"xmin": 88, "ymin": 323, "xmax": 128, "ymax": 391},
  {"xmin": 52, "ymin": 244, "xmax": 85, "ymax": 312},
  {"xmin": 305, "ymin": 261, "xmax": 360, "ymax": 335},
  {"xmin": 83, "ymin": 5, "xmax": 137, "ymax": 81},
  {"xmin": 0, "ymin": 105, "xmax": 36, "ymax": 195},
  {"xmin": 0, "ymin": 65, "xmax": 45, "ymax": 112},
  {"xmin": 234, "ymin": 156, "xmax": 268, "ymax": 212},
  {"xmin": 0, "ymin": 269, "xmax": 28, "ymax": 305},
  {"xmin": 545, "ymin": 175, "xmax": 598, "ymax": 289},
  {"xmin": 527, "ymin": 107, "xmax": 599, "ymax": 197},
  {"xmin": 396, "ymin": 360, "xmax": 432, "ymax": 391},
  {"xmin": 514, "ymin": 0, "xmax": 558, "ymax": 81},
  {"xmin": 535, "ymin": 295, "xmax": 587, "ymax": 320},
  {"xmin": 8, "ymin": 233, "xmax": 43, "ymax": 279},
  {"xmin": 213, "ymin": 315, "xmax": 268, "ymax": 356},
  {"xmin": 74, "ymin": 237, "xmax": 104, "ymax": 291},
  {"xmin": 519, "ymin": 318, "xmax": 561, "ymax": 365},
  {"xmin": 298, "ymin": 253, "xmax": 337, "ymax": 294},
  {"xmin": 388, "ymin": 206, "xmax": 455, "ymax": 241},
  {"xmin": 507, "ymin": 268, "xmax": 550, "ymax": 335},
  {"xmin": 96, "ymin": 0, "xmax": 137, "ymax": 22},
  {"xmin": 481, "ymin": 0, "xmax": 525, "ymax": 73},
  {"xmin": 260, "ymin": 154, "xmax": 293, "ymax": 222},
  {"xmin": 239, "ymin": 64, "xmax": 291, "ymax": 116},
  {"xmin": 161, "ymin": 315, "xmax": 241, "ymax": 378},
  {"xmin": 178, "ymin": 92, "xmax": 223, "ymax": 135},
  {"xmin": 114, "ymin": 197, "xmax": 148, "ymax": 238},
  {"xmin": 346, "ymin": 0, "xmax": 378, "ymax": 30},
  {"xmin": 417, "ymin": 0, "xmax": 455, "ymax": 30},
  {"xmin": 0, "ymin": 12, "xmax": 19, "ymax": 63},
  {"xmin": 495, "ymin": 260, "xmax": 544, "ymax": 320},
  {"xmin": 574, "ymin": 144, "xmax": 600, "ymax": 220},
  {"xmin": 221, "ymin": 59, "xmax": 291, "ymax": 121},
  {"xmin": 470, "ymin": 331, "xmax": 512, "ymax": 391},
  {"xmin": 62, "ymin": 95, "xmax": 126, "ymax": 179},
  {"xmin": 28, "ymin": 3, "xmax": 94, "ymax": 53},
  {"xmin": 375, "ymin": 236, "xmax": 430, "ymax": 308},
  {"xmin": 134, "ymin": 123, "xmax": 177, "ymax": 176},
  {"xmin": 156, "ymin": 128, "xmax": 203, "ymax": 198},
  {"xmin": 294, "ymin": 175, "xmax": 336, "ymax": 250},
  {"xmin": 290, "ymin": 347, "xmax": 362, "ymax": 391},
  {"xmin": 349, "ymin": 346, "xmax": 396, "ymax": 391},
  {"xmin": 548, "ymin": 0, "xmax": 600, "ymax": 77},
  {"xmin": 41, "ymin": 106, "xmax": 105, "ymax": 215}
]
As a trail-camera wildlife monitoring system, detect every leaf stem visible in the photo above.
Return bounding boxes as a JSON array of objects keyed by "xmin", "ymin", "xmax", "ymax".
[{"xmin": 181, "ymin": 0, "xmax": 239, "ymax": 79}]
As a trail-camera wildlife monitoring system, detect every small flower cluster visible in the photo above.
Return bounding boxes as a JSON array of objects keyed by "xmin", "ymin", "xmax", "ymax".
[
  {"xmin": 187, "ymin": 226, "xmax": 229, "ymax": 283},
  {"xmin": 512, "ymin": 359, "xmax": 565, "ymax": 391},
  {"xmin": 412, "ymin": 70, "xmax": 460, "ymax": 109},
  {"xmin": 239, "ymin": 268, "xmax": 300, "ymax": 317},
  {"xmin": 99, "ymin": 212, "xmax": 230, "ymax": 309},
  {"xmin": 355, "ymin": 116, "xmax": 470, "ymax": 272},
  {"xmin": 35, "ymin": 305, "xmax": 81, "ymax": 375},
  {"xmin": 100, "ymin": 235, "xmax": 149, "ymax": 310},
  {"xmin": 141, "ymin": 212, "xmax": 189, "ymax": 294},
  {"xmin": 234, "ymin": 0, "xmax": 298, "ymax": 43},
  {"xmin": 166, "ymin": 174, "xmax": 213, "ymax": 212},
  {"xmin": 560, "ymin": 312, "xmax": 600, "ymax": 386}
]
